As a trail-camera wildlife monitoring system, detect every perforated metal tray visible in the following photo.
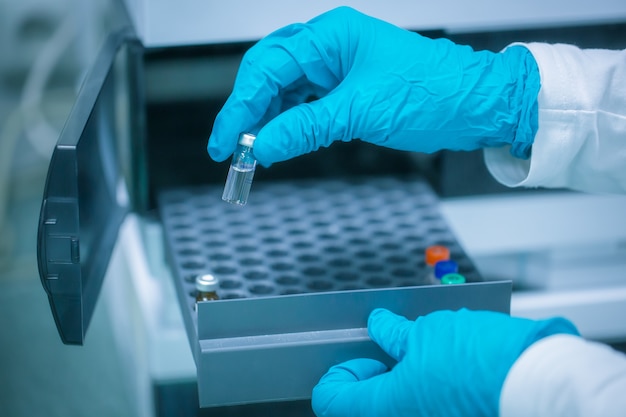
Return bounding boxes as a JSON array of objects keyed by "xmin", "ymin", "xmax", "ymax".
[{"xmin": 158, "ymin": 176, "xmax": 511, "ymax": 407}]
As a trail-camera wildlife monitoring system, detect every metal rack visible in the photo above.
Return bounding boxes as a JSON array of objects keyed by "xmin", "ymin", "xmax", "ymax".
[{"xmin": 159, "ymin": 177, "xmax": 511, "ymax": 406}]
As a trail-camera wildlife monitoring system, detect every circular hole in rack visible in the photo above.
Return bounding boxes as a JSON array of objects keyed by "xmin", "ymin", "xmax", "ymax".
[
  {"xmin": 386, "ymin": 255, "xmax": 409, "ymax": 264},
  {"xmin": 366, "ymin": 276, "xmax": 392, "ymax": 287},
  {"xmin": 323, "ymin": 246, "xmax": 344, "ymax": 254},
  {"xmin": 276, "ymin": 275, "xmax": 300, "ymax": 286},
  {"xmin": 198, "ymin": 215, "xmax": 217, "ymax": 222},
  {"xmin": 240, "ymin": 258, "xmax": 263, "ymax": 266},
  {"xmin": 263, "ymin": 236, "xmax": 282, "ymax": 244},
  {"xmin": 355, "ymin": 250, "xmax": 376, "ymax": 259},
  {"xmin": 288, "ymin": 229, "xmax": 306, "ymax": 236},
  {"xmin": 179, "ymin": 248, "xmax": 201, "ymax": 256},
  {"xmin": 297, "ymin": 254, "xmax": 318, "ymax": 263},
  {"xmin": 361, "ymin": 263, "xmax": 384, "ymax": 272},
  {"xmin": 257, "ymin": 224, "xmax": 275, "ymax": 231},
  {"xmin": 181, "ymin": 260, "xmax": 206, "ymax": 269},
  {"xmin": 249, "ymin": 284, "xmax": 274, "ymax": 295},
  {"xmin": 307, "ymin": 280, "xmax": 333, "ymax": 291},
  {"xmin": 343, "ymin": 225, "xmax": 360, "ymax": 232},
  {"xmin": 220, "ymin": 279, "xmax": 242, "ymax": 289},
  {"xmin": 318, "ymin": 233, "xmax": 338, "ymax": 240},
  {"xmin": 205, "ymin": 240, "xmax": 227, "ymax": 248},
  {"xmin": 328, "ymin": 258, "xmax": 352, "ymax": 267},
  {"xmin": 392, "ymin": 268, "xmax": 416, "ymax": 278},
  {"xmin": 172, "ymin": 223, "xmax": 192, "ymax": 230},
  {"xmin": 373, "ymin": 230, "xmax": 392, "ymax": 237},
  {"xmin": 313, "ymin": 221, "xmax": 331, "ymax": 227},
  {"xmin": 176, "ymin": 236, "xmax": 195, "ymax": 243},
  {"xmin": 435, "ymin": 239, "xmax": 456, "ymax": 247},
  {"xmin": 202, "ymin": 227, "xmax": 220, "ymax": 235},
  {"xmin": 233, "ymin": 232, "xmax": 251, "ymax": 239},
  {"xmin": 349, "ymin": 237, "xmax": 368, "ymax": 246},
  {"xmin": 244, "ymin": 270, "xmax": 269, "ymax": 280},
  {"xmin": 267, "ymin": 249, "xmax": 288, "ymax": 258},
  {"xmin": 293, "ymin": 241, "xmax": 313, "ymax": 249},
  {"xmin": 303, "ymin": 266, "xmax": 325, "ymax": 277},
  {"xmin": 209, "ymin": 253, "xmax": 231, "ymax": 261},
  {"xmin": 410, "ymin": 246, "xmax": 428, "ymax": 256},
  {"xmin": 380, "ymin": 242, "xmax": 400, "ymax": 251},
  {"xmin": 235, "ymin": 245, "xmax": 256, "ymax": 253},
  {"xmin": 184, "ymin": 274, "xmax": 197, "ymax": 283},
  {"xmin": 271, "ymin": 262, "xmax": 294, "ymax": 272},
  {"xmin": 334, "ymin": 271, "xmax": 358, "ymax": 281},
  {"xmin": 213, "ymin": 266, "xmax": 237, "ymax": 275}
]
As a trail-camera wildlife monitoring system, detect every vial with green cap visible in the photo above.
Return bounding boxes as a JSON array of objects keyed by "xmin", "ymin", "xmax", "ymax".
[
  {"xmin": 222, "ymin": 132, "xmax": 257, "ymax": 206},
  {"xmin": 441, "ymin": 273, "xmax": 466, "ymax": 285}
]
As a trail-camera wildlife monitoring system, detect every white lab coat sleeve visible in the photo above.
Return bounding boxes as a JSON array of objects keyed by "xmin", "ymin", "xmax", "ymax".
[
  {"xmin": 499, "ymin": 334, "xmax": 626, "ymax": 417},
  {"xmin": 484, "ymin": 43, "xmax": 626, "ymax": 194}
]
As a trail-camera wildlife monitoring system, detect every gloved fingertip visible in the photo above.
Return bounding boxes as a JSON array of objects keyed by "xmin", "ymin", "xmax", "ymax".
[
  {"xmin": 368, "ymin": 309, "xmax": 412, "ymax": 361},
  {"xmin": 207, "ymin": 135, "xmax": 228, "ymax": 162},
  {"xmin": 368, "ymin": 308, "xmax": 407, "ymax": 330},
  {"xmin": 312, "ymin": 359, "xmax": 388, "ymax": 417}
]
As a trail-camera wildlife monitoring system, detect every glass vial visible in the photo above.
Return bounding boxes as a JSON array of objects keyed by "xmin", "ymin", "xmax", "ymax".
[
  {"xmin": 424, "ymin": 245, "xmax": 450, "ymax": 284},
  {"xmin": 434, "ymin": 260, "xmax": 458, "ymax": 282},
  {"xmin": 195, "ymin": 274, "xmax": 220, "ymax": 303},
  {"xmin": 222, "ymin": 132, "xmax": 257, "ymax": 206},
  {"xmin": 441, "ymin": 273, "xmax": 466, "ymax": 285}
]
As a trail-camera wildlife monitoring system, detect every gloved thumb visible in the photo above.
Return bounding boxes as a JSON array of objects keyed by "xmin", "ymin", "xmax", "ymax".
[
  {"xmin": 312, "ymin": 358, "xmax": 395, "ymax": 417},
  {"xmin": 253, "ymin": 93, "xmax": 348, "ymax": 166}
]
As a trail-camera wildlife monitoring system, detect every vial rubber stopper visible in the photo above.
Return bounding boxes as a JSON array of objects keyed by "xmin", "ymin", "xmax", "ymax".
[
  {"xmin": 195, "ymin": 274, "xmax": 219, "ymax": 292},
  {"xmin": 238, "ymin": 132, "xmax": 256, "ymax": 147}
]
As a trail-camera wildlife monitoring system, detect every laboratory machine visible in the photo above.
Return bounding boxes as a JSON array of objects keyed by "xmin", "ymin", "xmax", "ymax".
[{"xmin": 36, "ymin": 1, "xmax": 626, "ymax": 416}]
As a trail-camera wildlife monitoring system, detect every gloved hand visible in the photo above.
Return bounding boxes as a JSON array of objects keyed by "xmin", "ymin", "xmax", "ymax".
[
  {"xmin": 312, "ymin": 308, "xmax": 579, "ymax": 417},
  {"xmin": 207, "ymin": 6, "xmax": 540, "ymax": 166}
]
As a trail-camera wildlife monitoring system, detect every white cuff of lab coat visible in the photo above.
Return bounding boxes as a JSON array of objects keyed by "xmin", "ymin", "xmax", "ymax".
[
  {"xmin": 499, "ymin": 334, "xmax": 626, "ymax": 417},
  {"xmin": 485, "ymin": 42, "xmax": 626, "ymax": 193}
]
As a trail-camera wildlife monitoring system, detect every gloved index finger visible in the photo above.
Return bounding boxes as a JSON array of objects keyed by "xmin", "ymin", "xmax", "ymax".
[
  {"xmin": 207, "ymin": 22, "xmax": 341, "ymax": 162},
  {"xmin": 367, "ymin": 308, "xmax": 413, "ymax": 362}
]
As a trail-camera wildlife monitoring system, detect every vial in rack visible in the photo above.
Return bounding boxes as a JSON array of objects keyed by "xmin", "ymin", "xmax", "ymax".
[
  {"xmin": 222, "ymin": 132, "xmax": 257, "ymax": 206},
  {"xmin": 195, "ymin": 274, "xmax": 220, "ymax": 303}
]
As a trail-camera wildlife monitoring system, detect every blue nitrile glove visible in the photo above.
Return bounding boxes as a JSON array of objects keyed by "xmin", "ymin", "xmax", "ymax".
[
  {"xmin": 312, "ymin": 308, "xmax": 579, "ymax": 417},
  {"xmin": 207, "ymin": 7, "xmax": 540, "ymax": 167}
]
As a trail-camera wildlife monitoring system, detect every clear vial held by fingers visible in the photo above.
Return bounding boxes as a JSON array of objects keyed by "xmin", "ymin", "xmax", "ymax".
[{"xmin": 222, "ymin": 132, "xmax": 257, "ymax": 206}]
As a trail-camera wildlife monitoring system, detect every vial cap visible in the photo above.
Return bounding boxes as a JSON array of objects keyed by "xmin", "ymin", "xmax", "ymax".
[
  {"xmin": 238, "ymin": 132, "xmax": 256, "ymax": 147},
  {"xmin": 441, "ymin": 273, "xmax": 466, "ymax": 285},
  {"xmin": 425, "ymin": 245, "xmax": 450, "ymax": 267},
  {"xmin": 434, "ymin": 260, "xmax": 458, "ymax": 279},
  {"xmin": 195, "ymin": 274, "xmax": 219, "ymax": 292}
]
